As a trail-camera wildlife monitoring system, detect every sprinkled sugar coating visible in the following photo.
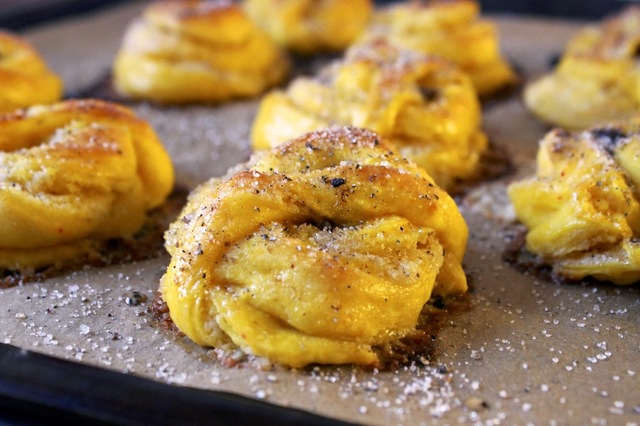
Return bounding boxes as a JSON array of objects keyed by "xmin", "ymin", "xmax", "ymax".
[{"xmin": 161, "ymin": 126, "xmax": 468, "ymax": 368}]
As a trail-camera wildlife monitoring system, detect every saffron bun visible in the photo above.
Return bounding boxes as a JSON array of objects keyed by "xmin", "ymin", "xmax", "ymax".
[
  {"xmin": 0, "ymin": 99, "xmax": 174, "ymax": 277},
  {"xmin": 243, "ymin": 0, "xmax": 373, "ymax": 55},
  {"xmin": 359, "ymin": 0, "xmax": 516, "ymax": 97},
  {"xmin": 113, "ymin": 0, "xmax": 290, "ymax": 104},
  {"xmin": 251, "ymin": 39, "xmax": 488, "ymax": 190},
  {"xmin": 161, "ymin": 126, "xmax": 468, "ymax": 368},
  {"xmin": 524, "ymin": 6, "xmax": 640, "ymax": 130},
  {"xmin": 0, "ymin": 31, "xmax": 62, "ymax": 113},
  {"xmin": 508, "ymin": 117, "xmax": 640, "ymax": 285}
]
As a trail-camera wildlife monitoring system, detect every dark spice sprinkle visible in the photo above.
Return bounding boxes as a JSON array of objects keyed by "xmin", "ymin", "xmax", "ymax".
[
  {"xmin": 124, "ymin": 291, "xmax": 148, "ymax": 306},
  {"xmin": 591, "ymin": 127, "xmax": 628, "ymax": 155},
  {"xmin": 331, "ymin": 177, "xmax": 346, "ymax": 187}
]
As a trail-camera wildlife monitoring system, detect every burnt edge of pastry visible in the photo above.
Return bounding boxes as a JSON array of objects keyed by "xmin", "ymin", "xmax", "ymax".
[
  {"xmin": 148, "ymin": 290, "xmax": 472, "ymax": 371},
  {"xmin": 0, "ymin": 185, "xmax": 189, "ymax": 288}
]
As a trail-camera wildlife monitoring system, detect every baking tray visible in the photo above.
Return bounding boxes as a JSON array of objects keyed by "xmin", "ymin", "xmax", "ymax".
[{"xmin": 1, "ymin": 2, "xmax": 639, "ymax": 425}]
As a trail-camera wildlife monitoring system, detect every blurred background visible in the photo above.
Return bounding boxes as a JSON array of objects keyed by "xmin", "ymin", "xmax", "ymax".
[{"xmin": 0, "ymin": 0, "xmax": 634, "ymax": 31}]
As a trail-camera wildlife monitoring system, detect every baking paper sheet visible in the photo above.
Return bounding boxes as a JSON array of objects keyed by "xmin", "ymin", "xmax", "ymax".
[{"xmin": 2, "ymin": 3, "xmax": 639, "ymax": 425}]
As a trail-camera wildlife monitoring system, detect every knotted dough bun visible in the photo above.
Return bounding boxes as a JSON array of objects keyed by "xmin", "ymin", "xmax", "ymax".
[
  {"xmin": 251, "ymin": 39, "xmax": 488, "ymax": 190},
  {"xmin": 0, "ymin": 31, "xmax": 62, "ymax": 113},
  {"xmin": 161, "ymin": 126, "xmax": 468, "ymax": 367},
  {"xmin": 359, "ymin": 0, "xmax": 516, "ymax": 97},
  {"xmin": 0, "ymin": 99, "xmax": 174, "ymax": 277},
  {"xmin": 524, "ymin": 6, "xmax": 640, "ymax": 130},
  {"xmin": 243, "ymin": 0, "xmax": 373, "ymax": 55},
  {"xmin": 113, "ymin": 0, "xmax": 289, "ymax": 104},
  {"xmin": 508, "ymin": 118, "xmax": 640, "ymax": 285}
]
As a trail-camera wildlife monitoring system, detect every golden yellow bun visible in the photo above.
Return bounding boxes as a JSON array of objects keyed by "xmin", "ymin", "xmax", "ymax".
[
  {"xmin": 243, "ymin": 0, "xmax": 373, "ymax": 55},
  {"xmin": 508, "ymin": 117, "xmax": 640, "ymax": 285},
  {"xmin": 113, "ymin": 0, "xmax": 290, "ymax": 104},
  {"xmin": 251, "ymin": 39, "xmax": 487, "ymax": 190},
  {"xmin": 0, "ymin": 31, "xmax": 62, "ymax": 113},
  {"xmin": 524, "ymin": 6, "xmax": 640, "ymax": 130},
  {"xmin": 0, "ymin": 99, "xmax": 174, "ymax": 273},
  {"xmin": 161, "ymin": 126, "xmax": 468, "ymax": 367},
  {"xmin": 359, "ymin": 0, "xmax": 516, "ymax": 97}
]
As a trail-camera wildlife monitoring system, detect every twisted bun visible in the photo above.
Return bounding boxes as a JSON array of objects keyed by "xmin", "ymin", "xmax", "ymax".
[
  {"xmin": 161, "ymin": 126, "xmax": 467, "ymax": 367},
  {"xmin": 0, "ymin": 99, "xmax": 174, "ymax": 277},
  {"xmin": 0, "ymin": 31, "xmax": 62, "ymax": 113},
  {"xmin": 524, "ymin": 6, "xmax": 640, "ymax": 130},
  {"xmin": 243, "ymin": 0, "xmax": 373, "ymax": 55},
  {"xmin": 359, "ymin": 0, "xmax": 516, "ymax": 97},
  {"xmin": 113, "ymin": 0, "xmax": 289, "ymax": 104},
  {"xmin": 251, "ymin": 39, "xmax": 487, "ymax": 190}
]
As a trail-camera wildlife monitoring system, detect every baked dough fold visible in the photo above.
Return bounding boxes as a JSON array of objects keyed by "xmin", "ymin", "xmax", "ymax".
[
  {"xmin": 161, "ymin": 126, "xmax": 468, "ymax": 367},
  {"xmin": 524, "ymin": 6, "xmax": 640, "ymax": 130},
  {"xmin": 251, "ymin": 39, "xmax": 488, "ymax": 190},
  {"xmin": 0, "ymin": 99, "xmax": 174, "ymax": 274},
  {"xmin": 508, "ymin": 118, "xmax": 640, "ymax": 285},
  {"xmin": 113, "ymin": 0, "xmax": 289, "ymax": 104},
  {"xmin": 243, "ymin": 0, "xmax": 373, "ymax": 55},
  {"xmin": 0, "ymin": 31, "xmax": 62, "ymax": 113},
  {"xmin": 359, "ymin": 0, "xmax": 516, "ymax": 97}
]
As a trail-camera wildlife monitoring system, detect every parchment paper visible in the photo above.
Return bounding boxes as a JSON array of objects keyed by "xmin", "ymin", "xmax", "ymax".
[{"xmin": 2, "ymin": 3, "xmax": 638, "ymax": 425}]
